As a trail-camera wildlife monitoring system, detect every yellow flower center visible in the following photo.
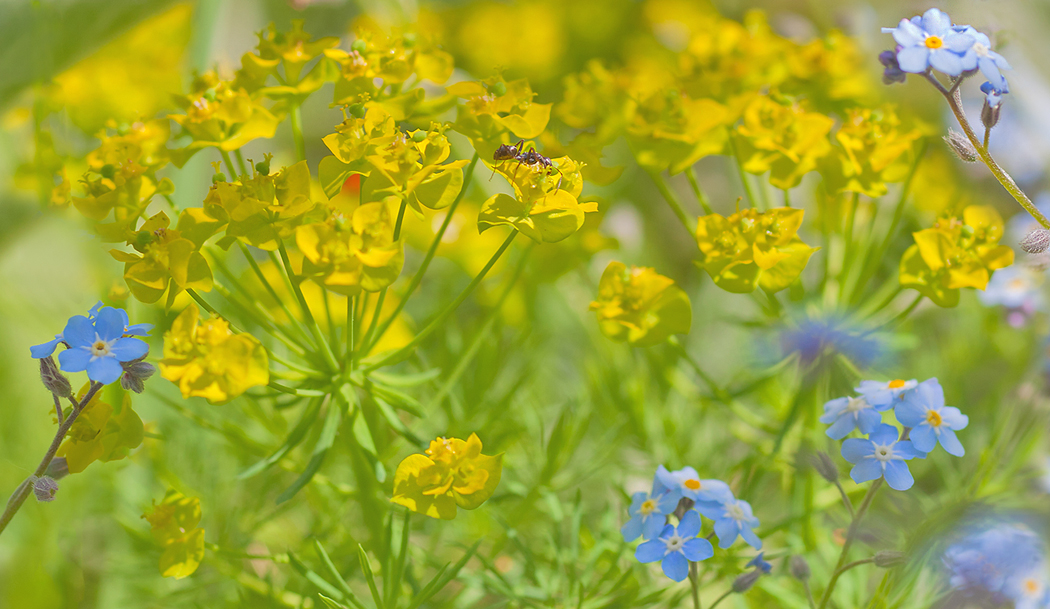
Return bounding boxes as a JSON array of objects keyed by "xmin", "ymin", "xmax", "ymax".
[
  {"xmin": 640, "ymin": 499, "xmax": 657, "ymax": 515},
  {"xmin": 90, "ymin": 339, "xmax": 111, "ymax": 357},
  {"xmin": 925, "ymin": 36, "xmax": 944, "ymax": 49},
  {"xmin": 888, "ymin": 379, "xmax": 906, "ymax": 389},
  {"xmin": 1026, "ymin": 578, "xmax": 1041, "ymax": 594},
  {"xmin": 684, "ymin": 479, "xmax": 702, "ymax": 490},
  {"xmin": 925, "ymin": 410, "xmax": 943, "ymax": 427}
]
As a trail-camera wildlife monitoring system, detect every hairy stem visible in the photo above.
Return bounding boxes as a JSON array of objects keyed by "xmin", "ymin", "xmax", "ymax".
[{"xmin": 817, "ymin": 478, "xmax": 883, "ymax": 609}]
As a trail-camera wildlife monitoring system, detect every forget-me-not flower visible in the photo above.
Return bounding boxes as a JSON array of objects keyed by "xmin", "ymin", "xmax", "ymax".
[
  {"xmin": 882, "ymin": 9, "xmax": 976, "ymax": 77},
  {"xmin": 944, "ymin": 523, "xmax": 1047, "ymax": 604},
  {"xmin": 57, "ymin": 307, "xmax": 150, "ymax": 384},
  {"xmin": 654, "ymin": 465, "xmax": 734, "ymax": 506},
  {"xmin": 856, "ymin": 378, "xmax": 918, "ymax": 410},
  {"xmin": 635, "ymin": 510, "xmax": 714, "ymax": 582},
  {"xmin": 955, "ymin": 26, "xmax": 1012, "ymax": 83},
  {"xmin": 895, "ymin": 379, "xmax": 969, "ymax": 456},
  {"xmin": 841, "ymin": 424, "xmax": 925, "ymax": 491},
  {"xmin": 747, "ymin": 552, "xmax": 773, "ymax": 574},
  {"xmin": 820, "ymin": 395, "xmax": 882, "ymax": 440},
  {"xmin": 697, "ymin": 498, "xmax": 762, "ymax": 550},
  {"xmin": 622, "ymin": 478, "xmax": 679, "ymax": 542},
  {"xmin": 978, "ymin": 265, "xmax": 1043, "ymax": 327},
  {"xmin": 981, "ymin": 78, "xmax": 1010, "ymax": 108},
  {"xmin": 30, "ymin": 333, "xmax": 65, "ymax": 358}
]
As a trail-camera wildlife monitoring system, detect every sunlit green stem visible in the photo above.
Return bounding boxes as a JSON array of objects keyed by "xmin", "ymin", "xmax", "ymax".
[
  {"xmin": 220, "ymin": 149, "xmax": 238, "ymax": 179},
  {"xmin": 728, "ymin": 136, "xmax": 760, "ymax": 210},
  {"xmin": 880, "ymin": 293, "xmax": 923, "ymax": 331},
  {"xmin": 689, "ymin": 561, "xmax": 703, "ymax": 609},
  {"xmin": 817, "ymin": 479, "xmax": 883, "ymax": 609},
  {"xmin": 233, "ymin": 148, "xmax": 250, "ymax": 177},
  {"xmin": 687, "ymin": 167, "xmax": 714, "ymax": 215},
  {"xmin": 237, "ymin": 242, "xmax": 315, "ymax": 347},
  {"xmin": 291, "ymin": 104, "xmax": 306, "ymax": 162},
  {"xmin": 709, "ymin": 590, "xmax": 732, "ymax": 609},
  {"xmin": 276, "ymin": 240, "xmax": 340, "ymax": 372},
  {"xmin": 366, "ymin": 153, "xmax": 479, "ymax": 351},
  {"xmin": 346, "ymin": 296, "xmax": 355, "ymax": 366},
  {"xmin": 649, "ymin": 170, "xmax": 693, "ymax": 232},
  {"xmin": 840, "ymin": 192, "xmax": 859, "ymax": 292},
  {"xmin": 210, "ymin": 281, "xmax": 308, "ymax": 357},
  {"xmin": 364, "ymin": 230, "xmax": 518, "ymax": 372},
  {"xmin": 0, "ymin": 382, "xmax": 102, "ymax": 537}
]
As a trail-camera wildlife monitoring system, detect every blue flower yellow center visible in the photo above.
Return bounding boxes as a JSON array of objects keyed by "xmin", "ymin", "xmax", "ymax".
[
  {"xmin": 90, "ymin": 339, "xmax": 111, "ymax": 357},
  {"xmin": 684, "ymin": 479, "xmax": 701, "ymax": 490},
  {"xmin": 925, "ymin": 410, "xmax": 943, "ymax": 427},
  {"xmin": 888, "ymin": 379, "xmax": 906, "ymax": 389},
  {"xmin": 640, "ymin": 499, "xmax": 657, "ymax": 515},
  {"xmin": 925, "ymin": 36, "xmax": 944, "ymax": 49}
]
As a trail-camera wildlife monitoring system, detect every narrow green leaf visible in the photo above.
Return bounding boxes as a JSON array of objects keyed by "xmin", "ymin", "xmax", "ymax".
[
  {"xmin": 287, "ymin": 551, "xmax": 345, "ymax": 601},
  {"xmin": 367, "ymin": 369, "xmax": 442, "ymax": 387},
  {"xmin": 239, "ymin": 397, "xmax": 324, "ymax": 479},
  {"xmin": 409, "ymin": 540, "xmax": 482, "ymax": 609},
  {"xmin": 318, "ymin": 595, "xmax": 349, "ymax": 609},
  {"xmin": 357, "ymin": 545, "xmax": 385, "ymax": 609},
  {"xmin": 313, "ymin": 540, "xmax": 367, "ymax": 609},
  {"xmin": 373, "ymin": 395, "xmax": 424, "ymax": 445},
  {"xmin": 276, "ymin": 400, "xmax": 342, "ymax": 504}
]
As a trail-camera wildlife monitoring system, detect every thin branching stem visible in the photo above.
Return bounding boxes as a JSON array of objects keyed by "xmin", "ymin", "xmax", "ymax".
[{"xmin": 817, "ymin": 479, "xmax": 883, "ymax": 609}]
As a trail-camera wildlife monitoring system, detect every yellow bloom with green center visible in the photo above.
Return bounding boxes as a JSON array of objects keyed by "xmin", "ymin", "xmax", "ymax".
[
  {"xmin": 734, "ymin": 96, "xmax": 835, "ymax": 189},
  {"xmin": 448, "ymin": 77, "xmax": 551, "ymax": 160},
  {"xmin": 900, "ymin": 205, "xmax": 1015, "ymax": 307},
  {"xmin": 823, "ymin": 107, "xmax": 923, "ymax": 197},
  {"xmin": 695, "ymin": 207, "xmax": 818, "ymax": 293},
  {"xmin": 142, "ymin": 490, "xmax": 205, "ymax": 580},
  {"xmin": 109, "ymin": 211, "xmax": 214, "ymax": 305},
  {"xmin": 295, "ymin": 198, "xmax": 404, "ymax": 296},
  {"xmin": 391, "ymin": 433, "xmax": 503, "ymax": 520},
  {"xmin": 625, "ymin": 89, "xmax": 731, "ymax": 174},
  {"xmin": 242, "ymin": 20, "xmax": 340, "ymax": 98},
  {"xmin": 56, "ymin": 383, "xmax": 144, "ymax": 474},
  {"xmin": 159, "ymin": 304, "xmax": 269, "ymax": 403},
  {"xmin": 589, "ymin": 261, "xmax": 692, "ymax": 347},
  {"xmin": 785, "ymin": 31, "xmax": 877, "ymax": 112}
]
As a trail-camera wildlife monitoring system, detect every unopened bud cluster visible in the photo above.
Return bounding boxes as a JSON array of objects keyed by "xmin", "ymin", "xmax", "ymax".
[
  {"xmin": 39, "ymin": 356, "xmax": 71, "ymax": 398},
  {"xmin": 120, "ymin": 357, "xmax": 157, "ymax": 394},
  {"xmin": 944, "ymin": 130, "xmax": 978, "ymax": 163},
  {"xmin": 1020, "ymin": 229, "xmax": 1050, "ymax": 254}
]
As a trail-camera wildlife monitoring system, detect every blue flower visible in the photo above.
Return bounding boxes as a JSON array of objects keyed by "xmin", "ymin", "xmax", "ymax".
[
  {"xmin": 879, "ymin": 50, "xmax": 907, "ymax": 85},
  {"xmin": 895, "ymin": 379, "xmax": 969, "ymax": 457},
  {"xmin": 944, "ymin": 523, "xmax": 1047, "ymax": 605},
  {"xmin": 747, "ymin": 552, "xmax": 773, "ymax": 574},
  {"xmin": 30, "ymin": 334, "xmax": 64, "ymax": 358},
  {"xmin": 820, "ymin": 395, "xmax": 882, "ymax": 440},
  {"xmin": 841, "ymin": 424, "xmax": 925, "ymax": 491},
  {"xmin": 882, "ymin": 9, "xmax": 975, "ymax": 77},
  {"xmin": 955, "ymin": 27, "xmax": 1012, "ymax": 84},
  {"xmin": 57, "ymin": 307, "xmax": 150, "ymax": 384},
  {"xmin": 978, "ymin": 265, "xmax": 1043, "ymax": 327},
  {"xmin": 654, "ymin": 465, "xmax": 734, "ymax": 506},
  {"xmin": 855, "ymin": 379, "xmax": 918, "ymax": 410},
  {"xmin": 635, "ymin": 511, "xmax": 714, "ymax": 582},
  {"xmin": 697, "ymin": 498, "xmax": 762, "ymax": 550},
  {"xmin": 622, "ymin": 478, "xmax": 680, "ymax": 542},
  {"xmin": 30, "ymin": 304, "xmax": 151, "ymax": 359},
  {"xmin": 981, "ymin": 78, "xmax": 1010, "ymax": 108},
  {"xmin": 779, "ymin": 317, "xmax": 882, "ymax": 368}
]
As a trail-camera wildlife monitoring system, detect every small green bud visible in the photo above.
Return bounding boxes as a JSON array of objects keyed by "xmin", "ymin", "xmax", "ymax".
[
  {"xmin": 134, "ymin": 230, "xmax": 154, "ymax": 249},
  {"xmin": 255, "ymin": 161, "xmax": 270, "ymax": 175},
  {"xmin": 874, "ymin": 551, "xmax": 906, "ymax": 568},
  {"xmin": 961, "ymin": 224, "xmax": 975, "ymax": 239},
  {"xmin": 732, "ymin": 570, "xmax": 762, "ymax": 593},
  {"xmin": 789, "ymin": 555, "xmax": 811, "ymax": 581},
  {"xmin": 212, "ymin": 172, "xmax": 227, "ymax": 184},
  {"xmin": 813, "ymin": 451, "xmax": 838, "ymax": 483},
  {"xmin": 488, "ymin": 81, "xmax": 507, "ymax": 97},
  {"xmin": 411, "ymin": 130, "xmax": 427, "ymax": 142},
  {"xmin": 350, "ymin": 103, "xmax": 367, "ymax": 118},
  {"xmin": 351, "ymin": 39, "xmax": 367, "ymax": 53},
  {"xmin": 402, "ymin": 33, "xmax": 417, "ymax": 47},
  {"xmin": 30, "ymin": 476, "xmax": 58, "ymax": 503},
  {"xmin": 203, "ymin": 89, "xmax": 217, "ymax": 103},
  {"xmin": 100, "ymin": 164, "xmax": 116, "ymax": 180},
  {"xmin": 116, "ymin": 122, "xmax": 131, "ymax": 134},
  {"xmin": 39, "ymin": 356, "xmax": 71, "ymax": 398},
  {"xmin": 120, "ymin": 358, "xmax": 156, "ymax": 394}
]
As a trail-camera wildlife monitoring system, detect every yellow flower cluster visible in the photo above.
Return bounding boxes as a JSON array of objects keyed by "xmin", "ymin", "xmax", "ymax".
[
  {"xmin": 695, "ymin": 207, "xmax": 818, "ymax": 294},
  {"xmin": 734, "ymin": 96, "xmax": 834, "ymax": 190},
  {"xmin": 57, "ymin": 383, "xmax": 144, "ymax": 474},
  {"xmin": 391, "ymin": 433, "xmax": 503, "ymax": 520},
  {"xmin": 900, "ymin": 206, "xmax": 1015, "ymax": 307},
  {"xmin": 590, "ymin": 262, "xmax": 692, "ymax": 347},
  {"xmin": 142, "ymin": 490, "xmax": 205, "ymax": 579},
  {"xmin": 159, "ymin": 304, "xmax": 269, "ymax": 403},
  {"xmin": 109, "ymin": 211, "xmax": 214, "ymax": 304}
]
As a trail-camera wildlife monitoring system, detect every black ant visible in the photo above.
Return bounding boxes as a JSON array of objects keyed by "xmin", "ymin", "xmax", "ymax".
[{"xmin": 491, "ymin": 139, "xmax": 557, "ymax": 178}]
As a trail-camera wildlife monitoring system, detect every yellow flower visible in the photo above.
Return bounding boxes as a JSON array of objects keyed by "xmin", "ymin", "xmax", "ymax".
[
  {"xmin": 695, "ymin": 207, "xmax": 818, "ymax": 293},
  {"xmin": 159, "ymin": 304, "xmax": 270, "ymax": 403},
  {"xmin": 142, "ymin": 490, "xmax": 206, "ymax": 580},
  {"xmin": 785, "ymin": 31, "xmax": 877, "ymax": 112},
  {"xmin": 448, "ymin": 77, "xmax": 551, "ymax": 160},
  {"xmin": 626, "ymin": 90, "xmax": 731, "ymax": 174},
  {"xmin": 109, "ymin": 212, "xmax": 214, "ymax": 305},
  {"xmin": 391, "ymin": 433, "xmax": 503, "ymax": 520},
  {"xmin": 56, "ymin": 383, "xmax": 144, "ymax": 474},
  {"xmin": 252, "ymin": 20, "xmax": 340, "ymax": 89},
  {"xmin": 734, "ymin": 96, "xmax": 834, "ymax": 189},
  {"xmin": 823, "ymin": 107, "xmax": 922, "ymax": 197},
  {"xmin": 900, "ymin": 205, "xmax": 1015, "ymax": 307},
  {"xmin": 590, "ymin": 262, "xmax": 691, "ymax": 347}
]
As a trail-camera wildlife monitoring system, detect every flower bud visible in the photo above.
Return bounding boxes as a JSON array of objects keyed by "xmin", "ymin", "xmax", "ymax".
[
  {"xmin": 351, "ymin": 39, "xmax": 367, "ymax": 53},
  {"xmin": 814, "ymin": 451, "xmax": 838, "ymax": 483},
  {"xmin": 349, "ymin": 103, "xmax": 367, "ymax": 119},
  {"xmin": 944, "ymin": 130, "xmax": 977, "ymax": 162},
  {"xmin": 488, "ymin": 81, "xmax": 508, "ymax": 97},
  {"xmin": 981, "ymin": 100, "xmax": 1001, "ymax": 130},
  {"xmin": 789, "ymin": 555, "xmax": 811, "ymax": 581},
  {"xmin": 402, "ymin": 33, "xmax": 417, "ymax": 48},
  {"xmin": 878, "ymin": 51, "xmax": 906, "ymax": 85},
  {"xmin": 1020, "ymin": 229, "xmax": 1050, "ymax": 254},
  {"xmin": 874, "ymin": 551, "xmax": 906, "ymax": 568},
  {"xmin": 31, "ymin": 476, "xmax": 58, "ymax": 502},
  {"xmin": 255, "ymin": 161, "xmax": 270, "ymax": 176},
  {"xmin": 39, "ymin": 356, "xmax": 72, "ymax": 398},
  {"xmin": 100, "ymin": 163, "xmax": 116, "ymax": 179},
  {"xmin": 411, "ymin": 130, "xmax": 428, "ymax": 143},
  {"xmin": 46, "ymin": 457, "xmax": 69, "ymax": 480},
  {"xmin": 212, "ymin": 172, "xmax": 227, "ymax": 184},
  {"xmin": 732, "ymin": 570, "xmax": 762, "ymax": 593},
  {"xmin": 121, "ymin": 358, "xmax": 156, "ymax": 394}
]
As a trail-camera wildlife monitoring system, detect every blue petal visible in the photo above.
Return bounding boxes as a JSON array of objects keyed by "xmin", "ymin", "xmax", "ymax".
[
  {"xmin": 94, "ymin": 308, "xmax": 125, "ymax": 341},
  {"xmin": 897, "ymin": 46, "xmax": 930, "ymax": 74},
  {"xmin": 86, "ymin": 356, "xmax": 123, "ymax": 384},
  {"xmin": 740, "ymin": 524, "xmax": 763, "ymax": 550},
  {"xmin": 894, "ymin": 400, "xmax": 926, "ymax": 427},
  {"xmin": 820, "ymin": 397, "xmax": 848, "ymax": 423},
  {"xmin": 628, "ymin": 492, "xmax": 648, "ymax": 515},
  {"xmin": 842, "ymin": 438, "xmax": 874, "ymax": 463},
  {"xmin": 115, "ymin": 307, "xmax": 130, "ymax": 327},
  {"xmin": 893, "ymin": 440, "xmax": 926, "ymax": 460},
  {"xmin": 891, "ymin": 19, "xmax": 924, "ymax": 47},
  {"xmin": 125, "ymin": 323, "xmax": 153, "ymax": 337},
  {"xmin": 62, "ymin": 315, "xmax": 95, "ymax": 348},
  {"xmin": 883, "ymin": 460, "xmax": 914, "ymax": 491},
  {"xmin": 654, "ymin": 465, "xmax": 676, "ymax": 493},
  {"xmin": 916, "ymin": 379, "xmax": 945, "ymax": 409},
  {"xmin": 635, "ymin": 539, "xmax": 666, "ymax": 564},
  {"xmin": 622, "ymin": 516, "xmax": 644, "ymax": 542},
  {"xmin": 958, "ymin": 49, "xmax": 978, "ymax": 72},
  {"xmin": 991, "ymin": 52, "xmax": 1011, "ymax": 71},
  {"xmin": 661, "ymin": 551, "xmax": 689, "ymax": 582},
  {"xmin": 940, "ymin": 407, "xmax": 968, "ymax": 430},
  {"xmin": 938, "ymin": 429, "xmax": 965, "ymax": 457},
  {"xmin": 857, "ymin": 409, "xmax": 883, "ymax": 435},
  {"xmin": 30, "ymin": 336, "xmax": 62, "ymax": 359},
  {"xmin": 58, "ymin": 346, "xmax": 92, "ymax": 372},
  {"xmin": 978, "ymin": 56, "xmax": 1002, "ymax": 83},
  {"xmin": 945, "ymin": 32, "xmax": 975, "ymax": 53},
  {"xmin": 695, "ymin": 480, "xmax": 734, "ymax": 504},
  {"xmin": 850, "ymin": 459, "xmax": 883, "ymax": 484},
  {"xmin": 695, "ymin": 502, "xmax": 724, "ymax": 520},
  {"xmin": 714, "ymin": 518, "xmax": 740, "ymax": 549},
  {"xmin": 929, "ymin": 49, "xmax": 964, "ymax": 76},
  {"xmin": 87, "ymin": 302, "xmax": 104, "ymax": 318},
  {"xmin": 656, "ymin": 491, "xmax": 680, "ymax": 514},
  {"xmin": 908, "ymin": 424, "xmax": 937, "ymax": 453},
  {"xmin": 109, "ymin": 337, "xmax": 148, "ymax": 362},
  {"xmin": 678, "ymin": 510, "xmax": 702, "ymax": 539},
  {"xmin": 682, "ymin": 538, "xmax": 714, "ymax": 562},
  {"xmin": 642, "ymin": 513, "xmax": 665, "ymax": 540},
  {"xmin": 921, "ymin": 8, "xmax": 952, "ymax": 36},
  {"xmin": 868, "ymin": 424, "xmax": 900, "ymax": 446},
  {"xmin": 825, "ymin": 414, "xmax": 856, "ymax": 440}
]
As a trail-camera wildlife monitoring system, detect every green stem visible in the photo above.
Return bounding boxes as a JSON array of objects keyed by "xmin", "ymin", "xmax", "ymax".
[
  {"xmin": 220, "ymin": 149, "xmax": 238, "ymax": 180},
  {"xmin": 233, "ymin": 148, "xmax": 250, "ymax": 178},
  {"xmin": 364, "ymin": 230, "xmax": 518, "ymax": 372},
  {"xmin": 709, "ymin": 590, "xmax": 732, "ymax": 609},
  {"xmin": 880, "ymin": 294, "xmax": 923, "ymax": 331},
  {"xmin": 729, "ymin": 135, "xmax": 760, "ymax": 210},
  {"xmin": 359, "ymin": 289, "xmax": 387, "ymax": 355},
  {"xmin": 782, "ymin": 187, "xmax": 792, "ymax": 208},
  {"xmin": 687, "ymin": 167, "xmax": 714, "ymax": 215},
  {"xmin": 689, "ymin": 561, "xmax": 702, "ymax": 609},
  {"xmin": 817, "ymin": 479, "xmax": 883, "ymax": 609},
  {"xmin": 187, "ymin": 288, "xmax": 221, "ymax": 317},
  {"xmin": 366, "ymin": 153, "xmax": 479, "ymax": 351},
  {"xmin": 346, "ymin": 296, "xmax": 355, "ymax": 366},
  {"xmin": 649, "ymin": 170, "xmax": 693, "ymax": 232},
  {"xmin": 840, "ymin": 192, "xmax": 859, "ymax": 288},
  {"xmin": 803, "ymin": 580, "xmax": 817, "ymax": 609},
  {"xmin": 237, "ymin": 242, "xmax": 315, "ymax": 347},
  {"xmin": 393, "ymin": 199, "xmax": 407, "ymax": 241},
  {"xmin": 277, "ymin": 239, "xmax": 340, "ymax": 372},
  {"xmin": 291, "ymin": 104, "xmax": 306, "ymax": 162}
]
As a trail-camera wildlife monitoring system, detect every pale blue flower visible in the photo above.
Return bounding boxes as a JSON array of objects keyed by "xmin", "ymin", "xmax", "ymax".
[
  {"xmin": 841, "ymin": 424, "xmax": 925, "ymax": 491},
  {"xmin": 57, "ymin": 307, "xmax": 150, "ymax": 384},
  {"xmin": 30, "ymin": 334, "xmax": 64, "ymax": 358},
  {"xmin": 697, "ymin": 498, "xmax": 762, "ymax": 550},
  {"xmin": 622, "ymin": 477, "xmax": 679, "ymax": 542},
  {"xmin": 882, "ymin": 9, "xmax": 976, "ymax": 77},
  {"xmin": 981, "ymin": 78, "xmax": 1010, "ymax": 108},
  {"xmin": 747, "ymin": 552, "xmax": 773, "ymax": 574},
  {"xmin": 654, "ymin": 465, "xmax": 734, "ymax": 507},
  {"xmin": 820, "ymin": 395, "xmax": 882, "ymax": 440},
  {"xmin": 955, "ymin": 27, "xmax": 1012, "ymax": 83},
  {"xmin": 856, "ymin": 379, "xmax": 918, "ymax": 410},
  {"xmin": 895, "ymin": 379, "xmax": 968, "ymax": 457},
  {"xmin": 978, "ymin": 265, "xmax": 1043, "ymax": 327},
  {"xmin": 635, "ymin": 511, "xmax": 714, "ymax": 582},
  {"xmin": 944, "ymin": 523, "xmax": 1047, "ymax": 605}
]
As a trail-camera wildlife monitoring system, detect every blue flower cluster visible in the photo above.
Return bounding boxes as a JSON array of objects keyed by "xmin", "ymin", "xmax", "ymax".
[
  {"xmin": 944, "ymin": 523, "xmax": 1049, "ymax": 608},
  {"xmin": 31, "ymin": 302, "xmax": 152, "ymax": 385},
  {"xmin": 881, "ymin": 8, "xmax": 1011, "ymax": 107},
  {"xmin": 622, "ymin": 465, "xmax": 764, "ymax": 582},
  {"xmin": 822, "ymin": 378, "xmax": 968, "ymax": 491}
]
